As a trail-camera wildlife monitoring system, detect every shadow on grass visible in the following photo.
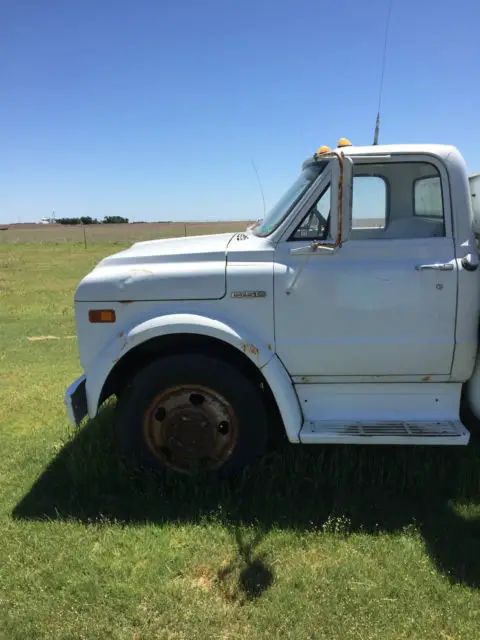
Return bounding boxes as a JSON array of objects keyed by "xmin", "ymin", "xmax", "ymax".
[
  {"xmin": 216, "ymin": 528, "xmax": 274, "ymax": 603},
  {"xmin": 12, "ymin": 405, "xmax": 480, "ymax": 596}
]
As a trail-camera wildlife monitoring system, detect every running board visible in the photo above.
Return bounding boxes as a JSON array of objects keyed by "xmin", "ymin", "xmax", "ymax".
[{"xmin": 299, "ymin": 420, "xmax": 470, "ymax": 445}]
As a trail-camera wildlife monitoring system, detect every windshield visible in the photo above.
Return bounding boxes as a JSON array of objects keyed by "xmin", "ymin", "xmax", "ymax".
[{"xmin": 252, "ymin": 162, "xmax": 327, "ymax": 237}]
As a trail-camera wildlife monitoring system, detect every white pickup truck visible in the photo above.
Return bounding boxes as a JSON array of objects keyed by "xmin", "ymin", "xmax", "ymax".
[{"xmin": 65, "ymin": 139, "xmax": 480, "ymax": 476}]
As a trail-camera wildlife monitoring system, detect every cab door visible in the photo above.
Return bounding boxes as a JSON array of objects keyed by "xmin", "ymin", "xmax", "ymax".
[{"xmin": 273, "ymin": 155, "xmax": 458, "ymax": 378}]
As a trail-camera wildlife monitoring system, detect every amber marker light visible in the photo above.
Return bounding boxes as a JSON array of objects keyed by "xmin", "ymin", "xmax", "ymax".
[{"xmin": 88, "ymin": 309, "xmax": 116, "ymax": 323}]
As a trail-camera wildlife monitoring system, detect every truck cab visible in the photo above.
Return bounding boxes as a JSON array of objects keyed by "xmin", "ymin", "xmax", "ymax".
[{"xmin": 65, "ymin": 139, "xmax": 480, "ymax": 476}]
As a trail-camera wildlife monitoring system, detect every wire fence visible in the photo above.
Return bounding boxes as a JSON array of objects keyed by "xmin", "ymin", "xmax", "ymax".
[{"xmin": 0, "ymin": 221, "xmax": 251, "ymax": 246}]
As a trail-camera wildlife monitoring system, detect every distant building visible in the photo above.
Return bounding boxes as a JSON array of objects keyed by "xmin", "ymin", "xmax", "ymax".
[{"xmin": 39, "ymin": 217, "xmax": 57, "ymax": 224}]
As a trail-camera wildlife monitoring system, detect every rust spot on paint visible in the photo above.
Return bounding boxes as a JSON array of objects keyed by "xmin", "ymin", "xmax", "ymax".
[
  {"xmin": 241, "ymin": 343, "xmax": 259, "ymax": 357},
  {"xmin": 422, "ymin": 376, "xmax": 431, "ymax": 381},
  {"xmin": 119, "ymin": 331, "xmax": 124, "ymax": 338},
  {"xmin": 267, "ymin": 344, "xmax": 272, "ymax": 350},
  {"xmin": 247, "ymin": 344, "xmax": 259, "ymax": 357}
]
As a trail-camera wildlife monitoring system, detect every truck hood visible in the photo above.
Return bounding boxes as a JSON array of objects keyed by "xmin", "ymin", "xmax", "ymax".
[{"xmin": 75, "ymin": 232, "xmax": 234, "ymax": 302}]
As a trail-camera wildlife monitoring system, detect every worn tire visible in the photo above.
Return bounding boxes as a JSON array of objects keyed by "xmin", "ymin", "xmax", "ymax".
[{"xmin": 114, "ymin": 353, "xmax": 269, "ymax": 477}]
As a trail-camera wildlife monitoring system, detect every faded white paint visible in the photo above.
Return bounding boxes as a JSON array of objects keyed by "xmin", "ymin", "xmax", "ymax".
[{"xmin": 65, "ymin": 142, "xmax": 480, "ymax": 448}]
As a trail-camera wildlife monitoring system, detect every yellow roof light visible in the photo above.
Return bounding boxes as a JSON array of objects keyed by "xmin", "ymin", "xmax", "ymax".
[
  {"xmin": 337, "ymin": 137, "xmax": 352, "ymax": 148},
  {"xmin": 316, "ymin": 145, "xmax": 331, "ymax": 155}
]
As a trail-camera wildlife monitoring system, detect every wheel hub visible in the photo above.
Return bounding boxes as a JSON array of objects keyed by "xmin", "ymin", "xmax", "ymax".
[
  {"xmin": 162, "ymin": 406, "xmax": 216, "ymax": 455},
  {"xmin": 143, "ymin": 384, "xmax": 238, "ymax": 473}
]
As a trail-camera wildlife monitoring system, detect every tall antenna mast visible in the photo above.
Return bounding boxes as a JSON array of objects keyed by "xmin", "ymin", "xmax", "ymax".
[
  {"xmin": 251, "ymin": 159, "xmax": 266, "ymax": 219},
  {"xmin": 373, "ymin": 0, "xmax": 393, "ymax": 145}
]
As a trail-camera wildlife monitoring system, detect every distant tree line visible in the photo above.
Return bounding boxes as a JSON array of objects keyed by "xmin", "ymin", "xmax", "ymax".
[{"xmin": 56, "ymin": 216, "xmax": 129, "ymax": 225}]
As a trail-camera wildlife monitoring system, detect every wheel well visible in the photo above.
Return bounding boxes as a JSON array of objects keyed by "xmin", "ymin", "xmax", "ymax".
[{"xmin": 100, "ymin": 333, "xmax": 286, "ymax": 442}]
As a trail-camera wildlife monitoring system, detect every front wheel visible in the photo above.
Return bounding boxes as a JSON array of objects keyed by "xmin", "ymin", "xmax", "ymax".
[
  {"xmin": 114, "ymin": 354, "xmax": 269, "ymax": 476},
  {"xmin": 460, "ymin": 385, "xmax": 480, "ymax": 437}
]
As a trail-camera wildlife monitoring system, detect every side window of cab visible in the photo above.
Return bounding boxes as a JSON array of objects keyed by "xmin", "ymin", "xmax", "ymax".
[
  {"xmin": 349, "ymin": 161, "xmax": 446, "ymax": 240},
  {"xmin": 351, "ymin": 176, "xmax": 387, "ymax": 231}
]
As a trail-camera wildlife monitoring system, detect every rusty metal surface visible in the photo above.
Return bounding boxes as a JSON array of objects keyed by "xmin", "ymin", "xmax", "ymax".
[
  {"xmin": 311, "ymin": 150, "xmax": 345, "ymax": 251},
  {"xmin": 241, "ymin": 343, "xmax": 259, "ymax": 357},
  {"xmin": 142, "ymin": 384, "xmax": 239, "ymax": 473}
]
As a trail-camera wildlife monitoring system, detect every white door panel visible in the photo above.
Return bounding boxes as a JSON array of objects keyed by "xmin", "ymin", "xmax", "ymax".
[{"xmin": 274, "ymin": 237, "xmax": 457, "ymax": 376}]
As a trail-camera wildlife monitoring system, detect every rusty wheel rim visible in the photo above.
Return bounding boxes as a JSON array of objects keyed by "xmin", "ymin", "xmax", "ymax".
[{"xmin": 142, "ymin": 384, "xmax": 239, "ymax": 474}]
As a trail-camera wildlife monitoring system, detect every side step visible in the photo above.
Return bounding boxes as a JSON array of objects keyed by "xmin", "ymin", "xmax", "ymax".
[{"xmin": 299, "ymin": 420, "xmax": 470, "ymax": 445}]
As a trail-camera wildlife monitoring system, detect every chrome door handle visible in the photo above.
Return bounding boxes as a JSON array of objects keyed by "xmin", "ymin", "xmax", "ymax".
[{"xmin": 415, "ymin": 263, "xmax": 454, "ymax": 271}]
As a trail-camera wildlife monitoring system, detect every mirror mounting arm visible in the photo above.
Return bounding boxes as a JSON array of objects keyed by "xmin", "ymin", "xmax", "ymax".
[{"xmin": 311, "ymin": 240, "xmax": 341, "ymax": 252}]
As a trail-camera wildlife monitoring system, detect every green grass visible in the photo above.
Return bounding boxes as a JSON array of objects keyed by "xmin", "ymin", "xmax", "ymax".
[{"xmin": 1, "ymin": 241, "xmax": 480, "ymax": 639}]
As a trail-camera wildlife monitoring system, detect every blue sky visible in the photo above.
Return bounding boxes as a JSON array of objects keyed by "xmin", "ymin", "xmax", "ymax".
[{"xmin": 1, "ymin": 0, "xmax": 479, "ymax": 223}]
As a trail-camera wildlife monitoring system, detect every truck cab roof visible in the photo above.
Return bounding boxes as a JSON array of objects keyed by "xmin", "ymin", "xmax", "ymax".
[
  {"xmin": 303, "ymin": 143, "xmax": 469, "ymax": 174},
  {"xmin": 332, "ymin": 143, "xmax": 459, "ymax": 160}
]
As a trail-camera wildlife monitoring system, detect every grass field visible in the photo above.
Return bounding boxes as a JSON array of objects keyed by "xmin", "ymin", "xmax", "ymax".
[{"xmin": 1, "ymin": 226, "xmax": 480, "ymax": 639}]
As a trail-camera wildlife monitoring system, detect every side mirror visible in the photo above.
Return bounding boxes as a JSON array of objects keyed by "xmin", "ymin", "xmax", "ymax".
[
  {"xmin": 340, "ymin": 155, "xmax": 353, "ymax": 244},
  {"xmin": 324, "ymin": 152, "xmax": 353, "ymax": 248},
  {"xmin": 288, "ymin": 152, "xmax": 353, "ymax": 259}
]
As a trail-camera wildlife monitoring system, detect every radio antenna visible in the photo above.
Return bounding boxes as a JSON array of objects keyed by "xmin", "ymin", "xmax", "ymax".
[
  {"xmin": 373, "ymin": 0, "xmax": 393, "ymax": 145},
  {"xmin": 251, "ymin": 159, "xmax": 266, "ymax": 218}
]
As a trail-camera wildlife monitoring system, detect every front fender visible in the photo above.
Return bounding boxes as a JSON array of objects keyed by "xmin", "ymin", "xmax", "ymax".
[{"xmin": 84, "ymin": 312, "xmax": 303, "ymax": 442}]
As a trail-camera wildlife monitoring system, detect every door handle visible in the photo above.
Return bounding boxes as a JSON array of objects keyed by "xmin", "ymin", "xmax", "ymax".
[{"xmin": 415, "ymin": 263, "xmax": 454, "ymax": 271}]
